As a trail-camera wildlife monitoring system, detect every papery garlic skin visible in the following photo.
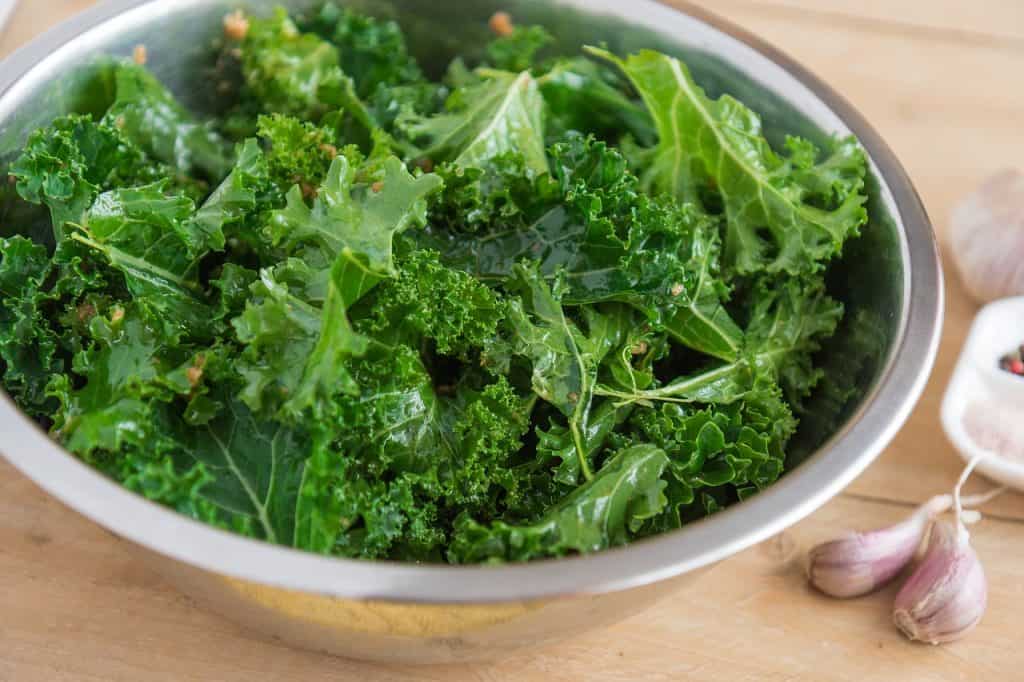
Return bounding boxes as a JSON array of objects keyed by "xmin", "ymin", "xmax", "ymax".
[
  {"xmin": 806, "ymin": 497, "xmax": 948, "ymax": 598},
  {"xmin": 893, "ymin": 520, "xmax": 987, "ymax": 645},
  {"xmin": 950, "ymin": 168, "xmax": 1024, "ymax": 303}
]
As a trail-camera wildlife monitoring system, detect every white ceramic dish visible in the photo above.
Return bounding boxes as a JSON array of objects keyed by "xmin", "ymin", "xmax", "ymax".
[{"xmin": 941, "ymin": 296, "xmax": 1024, "ymax": 489}]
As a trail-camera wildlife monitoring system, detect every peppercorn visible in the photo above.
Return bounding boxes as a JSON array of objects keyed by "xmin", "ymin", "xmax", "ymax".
[{"xmin": 999, "ymin": 342, "xmax": 1024, "ymax": 377}]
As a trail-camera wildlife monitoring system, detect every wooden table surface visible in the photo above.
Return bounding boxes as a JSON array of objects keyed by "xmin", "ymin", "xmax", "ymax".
[{"xmin": 2, "ymin": 1, "xmax": 1023, "ymax": 680}]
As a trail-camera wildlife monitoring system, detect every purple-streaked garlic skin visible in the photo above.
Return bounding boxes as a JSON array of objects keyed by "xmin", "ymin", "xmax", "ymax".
[
  {"xmin": 893, "ymin": 521, "xmax": 988, "ymax": 645},
  {"xmin": 807, "ymin": 513, "xmax": 931, "ymax": 598}
]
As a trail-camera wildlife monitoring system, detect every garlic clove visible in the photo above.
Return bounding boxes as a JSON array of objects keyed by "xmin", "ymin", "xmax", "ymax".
[
  {"xmin": 893, "ymin": 520, "xmax": 987, "ymax": 645},
  {"xmin": 949, "ymin": 168, "xmax": 1024, "ymax": 303},
  {"xmin": 806, "ymin": 496, "xmax": 949, "ymax": 598}
]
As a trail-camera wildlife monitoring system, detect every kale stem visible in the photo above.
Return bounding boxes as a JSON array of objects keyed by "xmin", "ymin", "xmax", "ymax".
[{"xmin": 570, "ymin": 420, "xmax": 594, "ymax": 481}]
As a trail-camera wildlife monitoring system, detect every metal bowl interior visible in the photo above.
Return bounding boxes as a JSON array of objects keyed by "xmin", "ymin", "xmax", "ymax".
[{"xmin": 0, "ymin": 0, "xmax": 942, "ymax": 606}]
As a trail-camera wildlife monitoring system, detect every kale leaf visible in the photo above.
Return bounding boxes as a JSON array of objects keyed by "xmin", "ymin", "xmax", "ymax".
[
  {"xmin": 591, "ymin": 48, "xmax": 868, "ymax": 275},
  {"xmin": 0, "ymin": 6, "xmax": 865, "ymax": 565}
]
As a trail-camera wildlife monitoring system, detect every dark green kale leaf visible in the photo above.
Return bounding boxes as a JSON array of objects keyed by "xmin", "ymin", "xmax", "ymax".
[
  {"xmin": 0, "ymin": 8, "xmax": 862, "ymax": 566},
  {"xmin": 0, "ymin": 237, "xmax": 61, "ymax": 413},
  {"xmin": 10, "ymin": 114, "xmax": 186, "ymax": 241},
  {"xmin": 257, "ymin": 113, "xmax": 346, "ymax": 195},
  {"xmin": 627, "ymin": 382, "xmax": 794, "ymax": 529},
  {"xmin": 117, "ymin": 455, "xmax": 233, "ymax": 531},
  {"xmin": 303, "ymin": 2, "xmax": 425, "ymax": 98},
  {"xmin": 239, "ymin": 8, "xmax": 377, "ymax": 136},
  {"xmin": 295, "ymin": 436, "xmax": 444, "ymax": 559},
  {"xmin": 449, "ymin": 443, "xmax": 668, "ymax": 562},
  {"xmin": 47, "ymin": 306, "xmax": 176, "ymax": 456},
  {"xmin": 73, "ymin": 183, "xmax": 214, "ymax": 338},
  {"xmin": 424, "ymin": 152, "xmax": 547, "ymax": 234},
  {"xmin": 191, "ymin": 138, "xmax": 267, "ymax": 252},
  {"xmin": 168, "ymin": 396, "xmax": 308, "ymax": 544},
  {"xmin": 267, "ymin": 154, "xmax": 443, "ymax": 299},
  {"xmin": 398, "ymin": 68, "xmax": 548, "ymax": 175},
  {"xmin": 231, "ymin": 257, "xmax": 367, "ymax": 415},
  {"xmin": 539, "ymin": 57, "xmax": 655, "ymax": 145},
  {"xmin": 235, "ymin": 153, "xmax": 442, "ymax": 415},
  {"xmin": 596, "ymin": 276, "xmax": 842, "ymax": 409},
  {"xmin": 497, "ymin": 264, "xmax": 601, "ymax": 480},
  {"xmin": 105, "ymin": 63, "xmax": 233, "ymax": 181},
  {"xmin": 591, "ymin": 47, "xmax": 867, "ymax": 275},
  {"xmin": 430, "ymin": 135, "xmax": 743, "ymax": 359},
  {"xmin": 296, "ymin": 344, "xmax": 531, "ymax": 558},
  {"xmin": 743, "ymin": 275, "xmax": 844, "ymax": 406},
  {"xmin": 355, "ymin": 247, "xmax": 506, "ymax": 358},
  {"xmin": 484, "ymin": 24, "xmax": 553, "ymax": 72},
  {"xmin": 238, "ymin": 8, "xmax": 343, "ymax": 120}
]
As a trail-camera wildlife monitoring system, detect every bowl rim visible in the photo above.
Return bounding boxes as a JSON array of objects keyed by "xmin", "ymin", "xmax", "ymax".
[{"xmin": 0, "ymin": 0, "xmax": 943, "ymax": 603}]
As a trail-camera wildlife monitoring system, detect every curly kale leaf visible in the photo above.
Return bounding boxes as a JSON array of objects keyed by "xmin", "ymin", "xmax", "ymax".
[
  {"xmin": 303, "ymin": 2, "xmax": 425, "ymax": 98},
  {"xmin": 105, "ymin": 63, "xmax": 233, "ymax": 181},
  {"xmin": 743, "ymin": 275, "xmax": 844, "ymax": 406},
  {"xmin": 485, "ymin": 24, "xmax": 554, "ymax": 72},
  {"xmin": 398, "ymin": 69, "xmax": 548, "ymax": 175},
  {"xmin": 72, "ymin": 183, "xmax": 215, "ymax": 338},
  {"xmin": 234, "ymin": 154, "xmax": 442, "ymax": 414},
  {"xmin": 238, "ymin": 8, "xmax": 343, "ymax": 120},
  {"xmin": 267, "ymin": 154, "xmax": 443, "ymax": 297},
  {"xmin": 257, "ymin": 113, "xmax": 346, "ymax": 195},
  {"xmin": 449, "ymin": 443, "xmax": 668, "ymax": 562},
  {"xmin": 591, "ymin": 48, "xmax": 867, "ymax": 275},
  {"xmin": 539, "ymin": 57, "xmax": 655, "ymax": 146},
  {"xmin": 296, "ymin": 438, "xmax": 444, "ymax": 558},
  {"xmin": 10, "ymin": 114, "xmax": 183, "ymax": 241},
  {"xmin": 431, "ymin": 135, "xmax": 742, "ymax": 359},
  {"xmin": 296, "ymin": 347, "xmax": 531, "ymax": 557},
  {"xmin": 239, "ymin": 8, "xmax": 378, "ymax": 136},
  {"xmin": 232, "ymin": 257, "xmax": 369, "ymax": 415},
  {"xmin": 47, "ymin": 306, "xmax": 177, "ymax": 455},
  {"xmin": 495, "ymin": 266, "xmax": 641, "ymax": 484},
  {"xmin": 0, "ymin": 237, "xmax": 62, "ymax": 413},
  {"xmin": 168, "ymin": 396, "xmax": 308, "ymax": 544},
  {"xmin": 355, "ymin": 248, "xmax": 506, "ymax": 358},
  {"xmin": 627, "ymin": 384, "xmax": 794, "ymax": 528},
  {"xmin": 192, "ymin": 138, "xmax": 267, "ymax": 252},
  {"xmin": 596, "ymin": 276, "xmax": 842, "ymax": 409}
]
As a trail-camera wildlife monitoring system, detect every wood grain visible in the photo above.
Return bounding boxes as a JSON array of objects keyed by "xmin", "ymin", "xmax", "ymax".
[
  {"xmin": 735, "ymin": 0, "xmax": 1024, "ymax": 45},
  {"xmin": 1, "ymin": 1, "xmax": 1023, "ymax": 680}
]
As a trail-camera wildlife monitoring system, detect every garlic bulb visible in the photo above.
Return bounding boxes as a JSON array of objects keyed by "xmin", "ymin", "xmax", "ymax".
[
  {"xmin": 949, "ymin": 168, "xmax": 1024, "ymax": 303},
  {"xmin": 892, "ymin": 520, "xmax": 987, "ymax": 644},
  {"xmin": 806, "ymin": 495, "xmax": 949, "ymax": 598}
]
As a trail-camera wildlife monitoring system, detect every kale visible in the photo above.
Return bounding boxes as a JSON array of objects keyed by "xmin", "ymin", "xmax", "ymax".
[{"xmin": 0, "ymin": 5, "xmax": 865, "ymax": 564}]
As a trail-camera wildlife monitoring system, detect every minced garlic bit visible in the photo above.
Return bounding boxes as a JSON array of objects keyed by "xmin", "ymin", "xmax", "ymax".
[
  {"xmin": 132, "ymin": 44, "xmax": 147, "ymax": 65},
  {"xmin": 488, "ymin": 11, "xmax": 514, "ymax": 37},
  {"xmin": 223, "ymin": 10, "xmax": 250, "ymax": 41},
  {"xmin": 187, "ymin": 366, "xmax": 204, "ymax": 387},
  {"xmin": 110, "ymin": 307, "xmax": 125, "ymax": 323},
  {"xmin": 371, "ymin": 181, "xmax": 384, "ymax": 193},
  {"xmin": 670, "ymin": 283, "xmax": 685, "ymax": 296},
  {"xmin": 76, "ymin": 303, "xmax": 96, "ymax": 323}
]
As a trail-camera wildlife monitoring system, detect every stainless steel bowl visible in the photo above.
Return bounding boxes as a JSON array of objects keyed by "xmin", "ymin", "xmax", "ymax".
[{"xmin": 0, "ymin": 0, "xmax": 942, "ymax": 664}]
